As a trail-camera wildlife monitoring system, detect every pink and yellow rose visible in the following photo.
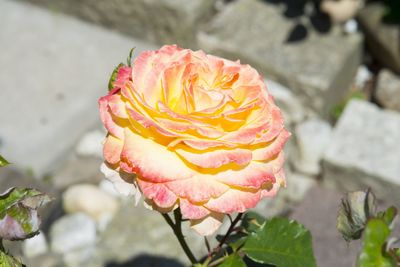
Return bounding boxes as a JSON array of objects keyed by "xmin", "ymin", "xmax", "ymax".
[{"xmin": 99, "ymin": 45, "xmax": 290, "ymax": 235}]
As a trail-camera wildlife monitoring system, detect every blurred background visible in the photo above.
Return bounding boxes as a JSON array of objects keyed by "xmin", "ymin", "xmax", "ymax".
[{"xmin": 0, "ymin": 0, "xmax": 399, "ymax": 266}]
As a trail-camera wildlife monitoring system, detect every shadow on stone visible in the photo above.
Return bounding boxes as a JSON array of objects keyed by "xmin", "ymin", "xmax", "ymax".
[{"xmin": 106, "ymin": 254, "xmax": 184, "ymax": 267}]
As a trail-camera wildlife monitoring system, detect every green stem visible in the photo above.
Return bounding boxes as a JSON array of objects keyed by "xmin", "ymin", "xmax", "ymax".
[
  {"xmin": 203, "ymin": 213, "xmax": 243, "ymax": 266},
  {"xmin": 161, "ymin": 209, "xmax": 198, "ymax": 265},
  {"xmin": 0, "ymin": 238, "xmax": 4, "ymax": 252}
]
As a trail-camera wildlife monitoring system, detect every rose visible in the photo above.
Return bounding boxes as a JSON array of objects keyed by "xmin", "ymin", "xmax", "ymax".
[{"xmin": 99, "ymin": 45, "xmax": 290, "ymax": 235}]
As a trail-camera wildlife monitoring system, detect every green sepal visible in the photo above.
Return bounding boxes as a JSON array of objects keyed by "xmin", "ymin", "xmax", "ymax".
[
  {"xmin": 377, "ymin": 206, "xmax": 397, "ymax": 228},
  {"xmin": 337, "ymin": 189, "xmax": 376, "ymax": 242},
  {"xmin": 108, "ymin": 63, "xmax": 124, "ymax": 91},
  {"xmin": 127, "ymin": 47, "xmax": 135, "ymax": 67}
]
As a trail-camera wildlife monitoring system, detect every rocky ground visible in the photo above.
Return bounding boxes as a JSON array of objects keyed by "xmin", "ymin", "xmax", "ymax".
[{"xmin": 1, "ymin": 0, "xmax": 400, "ymax": 266}]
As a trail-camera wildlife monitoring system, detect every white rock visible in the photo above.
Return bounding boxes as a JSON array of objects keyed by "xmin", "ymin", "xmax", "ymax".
[
  {"xmin": 344, "ymin": 19, "xmax": 358, "ymax": 34},
  {"xmin": 98, "ymin": 179, "xmax": 121, "ymax": 198},
  {"xmin": 355, "ymin": 65, "xmax": 372, "ymax": 88},
  {"xmin": 285, "ymin": 170, "xmax": 317, "ymax": 202},
  {"xmin": 376, "ymin": 69, "xmax": 400, "ymax": 112},
  {"xmin": 63, "ymin": 184, "xmax": 119, "ymax": 222},
  {"xmin": 75, "ymin": 130, "xmax": 105, "ymax": 158},
  {"xmin": 63, "ymin": 246, "xmax": 95, "ymax": 267},
  {"xmin": 323, "ymin": 100, "xmax": 400, "ymax": 205},
  {"xmin": 321, "ymin": 0, "xmax": 362, "ymax": 23},
  {"xmin": 22, "ymin": 231, "xmax": 48, "ymax": 258},
  {"xmin": 293, "ymin": 119, "xmax": 332, "ymax": 175},
  {"xmin": 267, "ymin": 79, "xmax": 306, "ymax": 125},
  {"xmin": 50, "ymin": 213, "xmax": 97, "ymax": 254}
]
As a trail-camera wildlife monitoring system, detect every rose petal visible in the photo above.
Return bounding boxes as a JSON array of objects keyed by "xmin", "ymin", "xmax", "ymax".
[
  {"xmin": 165, "ymin": 177, "xmax": 229, "ymax": 203},
  {"xmin": 175, "ymin": 147, "xmax": 252, "ymax": 169},
  {"xmin": 137, "ymin": 179, "xmax": 177, "ymax": 208},
  {"xmin": 190, "ymin": 212, "xmax": 225, "ymax": 236},
  {"xmin": 100, "ymin": 163, "xmax": 141, "ymax": 204},
  {"xmin": 180, "ymin": 198, "xmax": 210, "ymax": 220},
  {"xmin": 205, "ymin": 189, "xmax": 261, "ymax": 213},
  {"xmin": 121, "ymin": 129, "xmax": 194, "ymax": 182},
  {"xmin": 252, "ymin": 129, "xmax": 291, "ymax": 161},
  {"xmin": 103, "ymin": 135, "xmax": 123, "ymax": 164}
]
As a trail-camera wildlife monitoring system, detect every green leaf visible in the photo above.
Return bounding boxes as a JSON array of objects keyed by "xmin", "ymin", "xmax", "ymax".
[
  {"xmin": 377, "ymin": 206, "xmax": 397, "ymax": 228},
  {"xmin": 0, "ymin": 250, "xmax": 23, "ymax": 267},
  {"xmin": 242, "ymin": 217, "xmax": 316, "ymax": 267},
  {"xmin": 0, "ymin": 155, "xmax": 10, "ymax": 167},
  {"xmin": 0, "ymin": 188, "xmax": 52, "ymax": 240},
  {"xmin": 357, "ymin": 219, "xmax": 396, "ymax": 267},
  {"xmin": 337, "ymin": 190, "xmax": 376, "ymax": 242},
  {"xmin": 218, "ymin": 254, "xmax": 246, "ymax": 267},
  {"xmin": 241, "ymin": 211, "xmax": 265, "ymax": 233},
  {"xmin": 107, "ymin": 63, "xmax": 124, "ymax": 91}
]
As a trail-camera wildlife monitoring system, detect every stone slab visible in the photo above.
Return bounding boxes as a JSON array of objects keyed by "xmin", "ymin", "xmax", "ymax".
[
  {"xmin": 292, "ymin": 119, "xmax": 332, "ymax": 175},
  {"xmin": 0, "ymin": 0, "xmax": 156, "ymax": 176},
  {"xmin": 21, "ymin": 0, "xmax": 216, "ymax": 48},
  {"xmin": 322, "ymin": 99, "xmax": 400, "ymax": 204},
  {"xmin": 198, "ymin": 0, "xmax": 362, "ymax": 116},
  {"xmin": 290, "ymin": 185, "xmax": 361, "ymax": 267}
]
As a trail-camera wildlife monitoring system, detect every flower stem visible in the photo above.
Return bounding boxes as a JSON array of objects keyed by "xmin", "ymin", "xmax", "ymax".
[
  {"xmin": 161, "ymin": 209, "xmax": 198, "ymax": 265},
  {"xmin": 203, "ymin": 213, "xmax": 243, "ymax": 265}
]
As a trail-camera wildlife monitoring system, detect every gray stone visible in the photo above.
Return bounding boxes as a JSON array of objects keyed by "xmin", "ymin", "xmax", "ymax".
[
  {"xmin": 62, "ymin": 184, "xmax": 119, "ymax": 222},
  {"xmin": 376, "ymin": 69, "xmax": 400, "ymax": 112},
  {"xmin": 23, "ymin": 253, "xmax": 63, "ymax": 267},
  {"xmin": 266, "ymin": 79, "xmax": 306, "ymax": 126},
  {"xmin": 21, "ymin": 0, "xmax": 216, "ymax": 48},
  {"xmin": 358, "ymin": 3, "xmax": 400, "ymax": 74},
  {"xmin": 0, "ymin": 0, "xmax": 155, "ymax": 177},
  {"xmin": 198, "ymin": 0, "xmax": 362, "ymax": 117},
  {"xmin": 63, "ymin": 246, "xmax": 96, "ymax": 267},
  {"xmin": 322, "ymin": 100, "xmax": 400, "ymax": 205},
  {"xmin": 50, "ymin": 213, "xmax": 97, "ymax": 254},
  {"xmin": 290, "ymin": 185, "xmax": 361, "ymax": 267},
  {"xmin": 292, "ymin": 119, "xmax": 332, "ymax": 175},
  {"xmin": 51, "ymin": 155, "xmax": 103, "ymax": 189},
  {"xmin": 22, "ymin": 232, "xmax": 48, "ymax": 258}
]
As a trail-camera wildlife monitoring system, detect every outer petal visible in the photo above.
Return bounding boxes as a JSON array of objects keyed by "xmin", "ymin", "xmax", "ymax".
[
  {"xmin": 175, "ymin": 147, "xmax": 252, "ymax": 169},
  {"xmin": 205, "ymin": 189, "xmax": 261, "ymax": 213},
  {"xmin": 252, "ymin": 129, "xmax": 291, "ymax": 161},
  {"xmin": 100, "ymin": 163, "xmax": 141, "ymax": 204},
  {"xmin": 165, "ymin": 177, "xmax": 229, "ymax": 203},
  {"xmin": 214, "ymin": 161, "xmax": 276, "ymax": 189},
  {"xmin": 137, "ymin": 179, "xmax": 177, "ymax": 208},
  {"xmin": 107, "ymin": 94, "xmax": 128, "ymax": 119},
  {"xmin": 120, "ymin": 129, "xmax": 194, "ymax": 182},
  {"xmin": 190, "ymin": 212, "xmax": 225, "ymax": 236},
  {"xmin": 180, "ymin": 198, "xmax": 210, "ymax": 220},
  {"xmin": 103, "ymin": 135, "xmax": 123, "ymax": 164},
  {"xmin": 99, "ymin": 94, "xmax": 124, "ymax": 138}
]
